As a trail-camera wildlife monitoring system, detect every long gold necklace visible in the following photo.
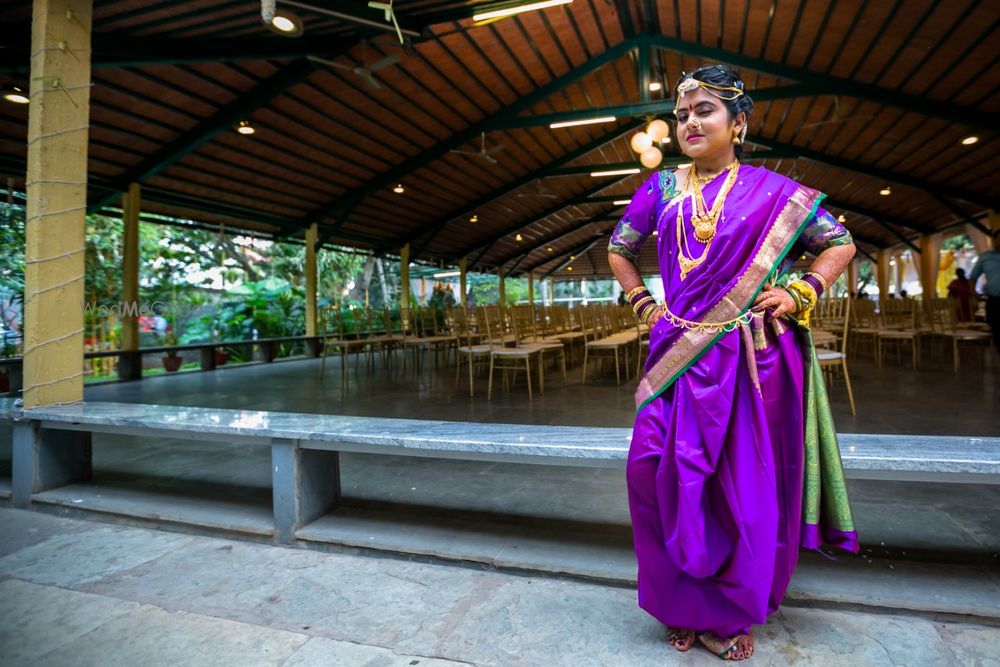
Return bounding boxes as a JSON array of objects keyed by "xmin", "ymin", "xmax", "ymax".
[{"xmin": 675, "ymin": 161, "xmax": 740, "ymax": 280}]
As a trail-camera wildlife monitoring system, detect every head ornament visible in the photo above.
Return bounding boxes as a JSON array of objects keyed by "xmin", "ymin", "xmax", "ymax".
[{"xmin": 676, "ymin": 75, "xmax": 745, "ymax": 102}]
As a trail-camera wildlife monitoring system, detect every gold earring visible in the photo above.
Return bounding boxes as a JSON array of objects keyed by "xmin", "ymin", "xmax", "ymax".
[{"xmin": 732, "ymin": 127, "xmax": 742, "ymax": 144}]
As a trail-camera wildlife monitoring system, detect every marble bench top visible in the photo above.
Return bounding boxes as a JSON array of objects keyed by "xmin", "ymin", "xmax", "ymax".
[
  {"xmin": 0, "ymin": 398, "xmax": 19, "ymax": 420},
  {"xmin": 15, "ymin": 401, "xmax": 1000, "ymax": 475}
]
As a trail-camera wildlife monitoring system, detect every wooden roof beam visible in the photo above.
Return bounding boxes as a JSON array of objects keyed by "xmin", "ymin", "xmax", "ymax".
[
  {"xmin": 649, "ymin": 34, "xmax": 993, "ymax": 133},
  {"xmin": 88, "ymin": 58, "xmax": 322, "ymax": 212},
  {"xmin": 306, "ymin": 38, "xmax": 642, "ymax": 238},
  {"xmin": 541, "ymin": 238, "xmax": 605, "ymax": 279},
  {"xmin": 754, "ymin": 136, "xmax": 995, "ymax": 210},
  {"xmin": 493, "ymin": 84, "xmax": 817, "ymax": 129},
  {"xmin": 394, "ymin": 119, "xmax": 649, "ymax": 257}
]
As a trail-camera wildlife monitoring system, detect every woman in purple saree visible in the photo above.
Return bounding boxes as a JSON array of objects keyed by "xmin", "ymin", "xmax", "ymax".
[{"xmin": 608, "ymin": 66, "xmax": 859, "ymax": 661}]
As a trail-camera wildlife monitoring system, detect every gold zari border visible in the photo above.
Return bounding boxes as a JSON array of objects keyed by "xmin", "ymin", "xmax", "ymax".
[{"xmin": 636, "ymin": 186, "xmax": 822, "ymax": 408}]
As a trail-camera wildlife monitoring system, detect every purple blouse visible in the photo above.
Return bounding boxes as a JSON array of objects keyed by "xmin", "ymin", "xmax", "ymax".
[{"xmin": 608, "ymin": 167, "xmax": 852, "ymax": 272}]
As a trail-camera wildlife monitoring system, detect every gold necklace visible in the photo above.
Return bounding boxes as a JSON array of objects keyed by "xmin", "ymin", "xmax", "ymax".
[{"xmin": 675, "ymin": 161, "xmax": 740, "ymax": 280}]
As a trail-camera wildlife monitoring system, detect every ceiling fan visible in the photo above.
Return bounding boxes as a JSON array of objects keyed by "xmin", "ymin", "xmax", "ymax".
[
  {"xmin": 309, "ymin": 52, "xmax": 400, "ymax": 90},
  {"xmin": 800, "ymin": 97, "xmax": 875, "ymax": 129},
  {"xmin": 450, "ymin": 132, "xmax": 506, "ymax": 164},
  {"xmin": 368, "ymin": 0, "xmax": 405, "ymax": 44},
  {"xmin": 516, "ymin": 180, "xmax": 559, "ymax": 199}
]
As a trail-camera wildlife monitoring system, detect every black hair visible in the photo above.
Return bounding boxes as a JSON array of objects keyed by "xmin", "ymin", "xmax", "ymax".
[
  {"xmin": 956, "ymin": 268, "xmax": 967, "ymax": 279},
  {"xmin": 675, "ymin": 64, "xmax": 754, "ymax": 159}
]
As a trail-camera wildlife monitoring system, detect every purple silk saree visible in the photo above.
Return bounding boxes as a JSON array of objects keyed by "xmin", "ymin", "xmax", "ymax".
[{"xmin": 610, "ymin": 165, "xmax": 859, "ymax": 637}]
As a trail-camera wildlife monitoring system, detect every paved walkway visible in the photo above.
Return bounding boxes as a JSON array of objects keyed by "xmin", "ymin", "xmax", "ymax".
[{"xmin": 2, "ymin": 508, "xmax": 998, "ymax": 667}]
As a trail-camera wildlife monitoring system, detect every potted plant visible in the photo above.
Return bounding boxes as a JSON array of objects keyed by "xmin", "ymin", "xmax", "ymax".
[
  {"xmin": 161, "ymin": 330, "xmax": 183, "ymax": 372},
  {"xmin": 214, "ymin": 346, "xmax": 230, "ymax": 366}
]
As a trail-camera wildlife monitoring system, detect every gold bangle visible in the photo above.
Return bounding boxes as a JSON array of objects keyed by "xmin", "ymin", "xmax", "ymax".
[
  {"xmin": 804, "ymin": 271, "xmax": 828, "ymax": 292},
  {"xmin": 626, "ymin": 285, "xmax": 648, "ymax": 300},
  {"xmin": 632, "ymin": 295, "xmax": 654, "ymax": 313}
]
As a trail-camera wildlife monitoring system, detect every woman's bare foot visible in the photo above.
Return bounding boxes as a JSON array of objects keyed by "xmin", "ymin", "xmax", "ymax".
[
  {"xmin": 698, "ymin": 631, "xmax": 755, "ymax": 660},
  {"xmin": 666, "ymin": 627, "xmax": 696, "ymax": 651}
]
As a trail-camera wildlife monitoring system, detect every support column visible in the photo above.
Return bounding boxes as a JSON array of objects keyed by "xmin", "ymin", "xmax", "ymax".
[
  {"xmin": 846, "ymin": 259, "xmax": 859, "ymax": 296},
  {"xmin": 400, "ymin": 243, "xmax": 410, "ymax": 311},
  {"xmin": 548, "ymin": 278, "xmax": 555, "ymax": 306},
  {"xmin": 893, "ymin": 254, "xmax": 903, "ymax": 297},
  {"xmin": 459, "ymin": 257, "xmax": 467, "ymax": 308},
  {"xmin": 919, "ymin": 234, "xmax": 940, "ymax": 299},
  {"xmin": 305, "ymin": 223, "xmax": 318, "ymax": 336},
  {"xmin": 23, "ymin": 0, "xmax": 93, "ymax": 409},
  {"xmin": 498, "ymin": 268, "xmax": 506, "ymax": 307},
  {"xmin": 118, "ymin": 182, "xmax": 141, "ymax": 381},
  {"xmin": 876, "ymin": 249, "xmax": 891, "ymax": 300},
  {"xmin": 528, "ymin": 272, "xmax": 534, "ymax": 305}
]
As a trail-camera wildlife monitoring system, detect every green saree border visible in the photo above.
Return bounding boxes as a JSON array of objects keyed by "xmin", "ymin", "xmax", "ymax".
[{"xmin": 636, "ymin": 190, "xmax": 826, "ymax": 412}]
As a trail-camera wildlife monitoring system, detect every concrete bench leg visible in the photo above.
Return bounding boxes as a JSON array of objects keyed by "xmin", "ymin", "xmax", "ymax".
[
  {"xmin": 12, "ymin": 422, "xmax": 93, "ymax": 509},
  {"xmin": 271, "ymin": 438, "xmax": 341, "ymax": 545}
]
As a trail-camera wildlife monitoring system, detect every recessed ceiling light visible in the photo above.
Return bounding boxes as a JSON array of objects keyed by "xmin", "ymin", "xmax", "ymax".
[
  {"xmin": 651, "ymin": 230, "xmax": 658, "ymax": 236},
  {"xmin": 570, "ymin": 255, "xmax": 576, "ymax": 260},
  {"xmin": 515, "ymin": 233, "xmax": 523, "ymax": 242},
  {"xmin": 613, "ymin": 199, "xmax": 632, "ymax": 206},
  {"xmin": 648, "ymin": 81, "xmax": 662, "ymax": 92},
  {"xmin": 237, "ymin": 120, "xmax": 255, "ymax": 135},
  {"xmin": 393, "ymin": 184, "xmax": 405, "ymax": 194},
  {"xmin": 961, "ymin": 135, "xmax": 979, "ymax": 146},
  {"xmin": 566, "ymin": 266, "xmax": 573, "ymax": 271},
  {"xmin": 2, "ymin": 84, "xmax": 29, "ymax": 104},
  {"xmin": 547, "ymin": 247, "xmax": 554, "ymax": 252},
  {"xmin": 879, "ymin": 186, "xmax": 891, "ymax": 196},
  {"xmin": 474, "ymin": 0, "xmax": 573, "ymax": 22},
  {"xmin": 268, "ymin": 11, "xmax": 303, "ymax": 37},
  {"xmin": 837, "ymin": 214, "xmax": 846, "ymax": 223},
  {"xmin": 549, "ymin": 116, "xmax": 616, "ymax": 129},
  {"xmin": 470, "ymin": 214, "xmax": 478, "ymax": 223},
  {"xmin": 590, "ymin": 168, "xmax": 640, "ymax": 177}
]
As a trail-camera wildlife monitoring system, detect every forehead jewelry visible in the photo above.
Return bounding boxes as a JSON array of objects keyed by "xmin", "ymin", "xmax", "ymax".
[{"xmin": 676, "ymin": 76, "xmax": 745, "ymax": 101}]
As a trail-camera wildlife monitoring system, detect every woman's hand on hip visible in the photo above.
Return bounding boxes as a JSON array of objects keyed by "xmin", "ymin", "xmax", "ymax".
[{"xmin": 753, "ymin": 284, "xmax": 796, "ymax": 317}]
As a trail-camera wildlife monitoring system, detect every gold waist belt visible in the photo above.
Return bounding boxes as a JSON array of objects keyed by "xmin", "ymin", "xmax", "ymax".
[{"xmin": 661, "ymin": 302, "xmax": 754, "ymax": 334}]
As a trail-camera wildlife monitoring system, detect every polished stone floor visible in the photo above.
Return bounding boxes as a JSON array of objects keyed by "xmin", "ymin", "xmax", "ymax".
[{"xmin": 84, "ymin": 342, "xmax": 1000, "ymax": 435}]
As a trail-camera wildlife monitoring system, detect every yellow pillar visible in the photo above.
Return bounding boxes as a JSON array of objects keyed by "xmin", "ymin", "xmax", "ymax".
[
  {"xmin": 528, "ymin": 272, "xmax": 534, "ymax": 305},
  {"xmin": 23, "ymin": 0, "xmax": 93, "ymax": 409},
  {"xmin": 459, "ymin": 257, "xmax": 467, "ymax": 308},
  {"xmin": 990, "ymin": 210, "xmax": 1000, "ymax": 233},
  {"xmin": 400, "ymin": 243, "xmax": 410, "ymax": 311},
  {"xmin": 919, "ymin": 234, "xmax": 942, "ymax": 299},
  {"xmin": 305, "ymin": 224, "xmax": 318, "ymax": 336},
  {"xmin": 876, "ymin": 250, "xmax": 890, "ymax": 300},
  {"xmin": 846, "ymin": 259, "xmax": 859, "ymax": 296},
  {"xmin": 498, "ymin": 268, "xmax": 506, "ymax": 307},
  {"xmin": 121, "ymin": 183, "xmax": 140, "ymax": 351}
]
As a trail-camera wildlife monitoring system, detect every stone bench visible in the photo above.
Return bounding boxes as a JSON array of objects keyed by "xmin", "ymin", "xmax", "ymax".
[{"xmin": 6, "ymin": 402, "xmax": 999, "ymax": 545}]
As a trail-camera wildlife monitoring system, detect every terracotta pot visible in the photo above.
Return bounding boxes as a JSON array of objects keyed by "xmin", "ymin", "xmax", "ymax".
[
  {"xmin": 162, "ymin": 355, "xmax": 183, "ymax": 372},
  {"xmin": 0, "ymin": 371, "xmax": 9, "ymax": 394},
  {"xmin": 214, "ymin": 349, "xmax": 230, "ymax": 366}
]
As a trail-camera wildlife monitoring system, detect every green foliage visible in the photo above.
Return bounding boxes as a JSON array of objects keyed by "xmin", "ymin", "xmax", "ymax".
[
  {"xmin": 0, "ymin": 200, "xmax": 25, "ymax": 356},
  {"xmin": 942, "ymin": 234, "xmax": 972, "ymax": 252}
]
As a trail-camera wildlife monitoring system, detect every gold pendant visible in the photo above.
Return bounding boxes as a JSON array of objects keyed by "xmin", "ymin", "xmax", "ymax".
[{"xmin": 693, "ymin": 218, "xmax": 716, "ymax": 242}]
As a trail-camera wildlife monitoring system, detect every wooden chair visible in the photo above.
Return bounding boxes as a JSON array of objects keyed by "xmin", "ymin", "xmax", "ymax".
[
  {"xmin": 925, "ymin": 298, "xmax": 992, "ymax": 372},
  {"xmin": 453, "ymin": 307, "xmax": 491, "ymax": 397},
  {"xmin": 815, "ymin": 297, "xmax": 856, "ymax": 416},
  {"xmin": 811, "ymin": 297, "xmax": 848, "ymax": 350},
  {"xmin": 481, "ymin": 307, "xmax": 545, "ymax": 400},
  {"xmin": 510, "ymin": 305, "xmax": 567, "ymax": 385},
  {"xmin": 876, "ymin": 299, "xmax": 920, "ymax": 369},
  {"xmin": 582, "ymin": 306, "xmax": 640, "ymax": 385},
  {"xmin": 319, "ymin": 307, "xmax": 371, "ymax": 383},
  {"xmin": 848, "ymin": 298, "xmax": 879, "ymax": 358}
]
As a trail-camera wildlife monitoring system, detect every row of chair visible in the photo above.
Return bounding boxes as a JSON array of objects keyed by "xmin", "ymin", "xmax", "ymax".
[{"xmin": 318, "ymin": 304, "xmax": 645, "ymax": 396}]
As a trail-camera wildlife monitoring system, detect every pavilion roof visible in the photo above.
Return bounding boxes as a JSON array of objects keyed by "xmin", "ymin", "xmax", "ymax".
[{"xmin": 1, "ymin": 0, "xmax": 997, "ymax": 278}]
